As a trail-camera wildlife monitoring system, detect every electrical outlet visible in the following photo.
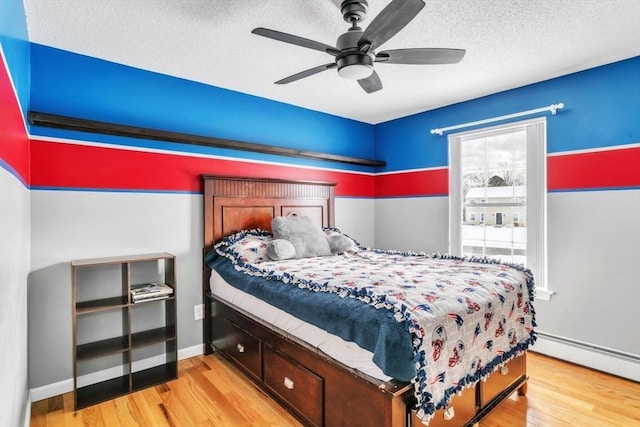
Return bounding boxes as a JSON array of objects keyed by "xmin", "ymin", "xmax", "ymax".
[{"xmin": 194, "ymin": 304, "xmax": 204, "ymax": 320}]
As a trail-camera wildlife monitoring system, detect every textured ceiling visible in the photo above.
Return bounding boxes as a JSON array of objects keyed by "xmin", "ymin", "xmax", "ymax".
[{"xmin": 23, "ymin": 0, "xmax": 640, "ymax": 124}]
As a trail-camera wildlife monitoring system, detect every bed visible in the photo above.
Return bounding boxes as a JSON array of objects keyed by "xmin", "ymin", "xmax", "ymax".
[{"xmin": 202, "ymin": 175, "xmax": 536, "ymax": 427}]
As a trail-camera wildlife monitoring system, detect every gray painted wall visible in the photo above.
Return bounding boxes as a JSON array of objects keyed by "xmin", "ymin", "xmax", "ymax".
[
  {"xmin": 374, "ymin": 197, "xmax": 449, "ymax": 253},
  {"xmin": 28, "ymin": 190, "xmax": 373, "ymax": 390},
  {"xmin": 29, "ymin": 191, "xmax": 203, "ymax": 388},
  {"xmin": 540, "ymin": 190, "xmax": 640, "ymax": 354},
  {"xmin": 375, "ymin": 189, "xmax": 640, "ymax": 357},
  {"xmin": 0, "ymin": 169, "xmax": 30, "ymax": 427},
  {"xmin": 335, "ymin": 197, "xmax": 376, "ymax": 248},
  {"xmin": 28, "ymin": 178, "xmax": 639, "ymax": 390}
]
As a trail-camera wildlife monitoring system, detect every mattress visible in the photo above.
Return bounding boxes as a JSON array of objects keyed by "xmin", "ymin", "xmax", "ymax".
[{"xmin": 210, "ymin": 268, "xmax": 392, "ymax": 381}]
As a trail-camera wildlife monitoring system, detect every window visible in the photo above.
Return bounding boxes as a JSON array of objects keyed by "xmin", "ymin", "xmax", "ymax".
[{"xmin": 449, "ymin": 118, "xmax": 550, "ymax": 299}]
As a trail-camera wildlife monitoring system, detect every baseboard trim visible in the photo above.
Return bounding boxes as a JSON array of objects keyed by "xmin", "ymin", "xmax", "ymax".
[
  {"xmin": 30, "ymin": 344, "xmax": 204, "ymax": 402},
  {"xmin": 178, "ymin": 344, "xmax": 203, "ymax": 360},
  {"xmin": 533, "ymin": 332, "xmax": 640, "ymax": 382},
  {"xmin": 30, "ymin": 378, "xmax": 72, "ymax": 404}
]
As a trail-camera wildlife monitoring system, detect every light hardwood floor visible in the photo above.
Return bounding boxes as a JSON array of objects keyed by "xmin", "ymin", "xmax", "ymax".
[{"xmin": 31, "ymin": 351, "xmax": 640, "ymax": 427}]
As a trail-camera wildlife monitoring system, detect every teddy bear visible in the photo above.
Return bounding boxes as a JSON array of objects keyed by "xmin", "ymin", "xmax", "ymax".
[{"xmin": 267, "ymin": 213, "xmax": 355, "ymax": 260}]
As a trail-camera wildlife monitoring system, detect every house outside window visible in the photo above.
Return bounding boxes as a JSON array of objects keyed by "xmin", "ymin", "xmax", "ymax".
[{"xmin": 448, "ymin": 118, "xmax": 550, "ymax": 299}]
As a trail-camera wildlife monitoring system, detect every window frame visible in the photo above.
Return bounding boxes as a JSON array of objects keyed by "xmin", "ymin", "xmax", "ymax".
[{"xmin": 448, "ymin": 117, "xmax": 551, "ymax": 300}]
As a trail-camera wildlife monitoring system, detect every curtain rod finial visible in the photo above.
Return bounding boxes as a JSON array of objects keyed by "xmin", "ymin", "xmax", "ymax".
[{"xmin": 550, "ymin": 103, "xmax": 565, "ymax": 115}]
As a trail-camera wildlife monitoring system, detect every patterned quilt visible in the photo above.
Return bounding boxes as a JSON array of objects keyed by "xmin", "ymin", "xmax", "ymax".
[{"xmin": 212, "ymin": 229, "xmax": 537, "ymax": 424}]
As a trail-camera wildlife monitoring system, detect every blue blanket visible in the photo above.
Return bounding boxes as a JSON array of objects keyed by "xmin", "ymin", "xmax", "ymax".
[{"xmin": 207, "ymin": 253, "xmax": 416, "ymax": 382}]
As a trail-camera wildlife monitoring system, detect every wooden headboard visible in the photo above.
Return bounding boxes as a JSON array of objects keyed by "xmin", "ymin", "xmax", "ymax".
[
  {"xmin": 202, "ymin": 175, "xmax": 336, "ymax": 352},
  {"xmin": 202, "ymin": 175, "xmax": 336, "ymax": 253}
]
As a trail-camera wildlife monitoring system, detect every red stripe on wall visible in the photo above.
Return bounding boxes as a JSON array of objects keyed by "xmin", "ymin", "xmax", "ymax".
[
  {"xmin": 0, "ymin": 54, "xmax": 29, "ymax": 182},
  {"xmin": 29, "ymin": 140, "xmax": 375, "ymax": 197},
  {"xmin": 29, "ymin": 138, "xmax": 639, "ymax": 197},
  {"xmin": 375, "ymin": 168, "xmax": 448, "ymax": 198},
  {"xmin": 548, "ymin": 146, "xmax": 640, "ymax": 191}
]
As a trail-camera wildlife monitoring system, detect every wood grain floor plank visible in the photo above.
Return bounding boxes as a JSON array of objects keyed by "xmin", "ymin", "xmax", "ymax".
[
  {"xmin": 181, "ymin": 366, "xmax": 252, "ymax": 426},
  {"xmin": 30, "ymin": 351, "xmax": 640, "ymax": 427},
  {"xmin": 155, "ymin": 382, "xmax": 203, "ymax": 427},
  {"xmin": 30, "ymin": 400, "xmax": 49, "ymax": 427},
  {"xmin": 128, "ymin": 392, "xmax": 170, "ymax": 427},
  {"xmin": 97, "ymin": 400, "xmax": 126, "ymax": 427},
  {"xmin": 168, "ymin": 374, "xmax": 233, "ymax": 426},
  {"xmin": 202, "ymin": 356, "xmax": 302, "ymax": 426},
  {"xmin": 139, "ymin": 387, "xmax": 175, "ymax": 427},
  {"xmin": 78, "ymin": 405, "xmax": 104, "ymax": 427},
  {"xmin": 61, "ymin": 392, "xmax": 85, "ymax": 427}
]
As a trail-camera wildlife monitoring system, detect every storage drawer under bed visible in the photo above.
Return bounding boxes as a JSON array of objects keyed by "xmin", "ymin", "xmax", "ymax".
[
  {"xmin": 411, "ymin": 353, "xmax": 527, "ymax": 426},
  {"xmin": 480, "ymin": 353, "xmax": 526, "ymax": 406},
  {"xmin": 223, "ymin": 319, "xmax": 262, "ymax": 381},
  {"xmin": 411, "ymin": 384, "xmax": 476, "ymax": 427},
  {"xmin": 264, "ymin": 345, "xmax": 324, "ymax": 427}
]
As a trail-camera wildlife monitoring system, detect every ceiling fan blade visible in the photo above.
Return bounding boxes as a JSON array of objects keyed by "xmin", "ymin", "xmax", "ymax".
[
  {"xmin": 358, "ymin": 71, "xmax": 383, "ymax": 93},
  {"xmin": 252, "ymin": 28, "xmax": 340, "ymax": 56},
  {"xmin": 376, "ymin": 48, "xmax": 466, "ymax": 64},
  {"xmin": 275, "ymin": 63, "xmax": 337, "ymax": 84},
  {"xmin": 358, "ymin": 0, "xmax": 425, "ymax": 51}
]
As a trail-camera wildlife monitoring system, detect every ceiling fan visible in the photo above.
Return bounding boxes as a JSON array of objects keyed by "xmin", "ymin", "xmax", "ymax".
[{"xmin": 252, "ymin": 0, "xmax": 465, "ymax": 93}]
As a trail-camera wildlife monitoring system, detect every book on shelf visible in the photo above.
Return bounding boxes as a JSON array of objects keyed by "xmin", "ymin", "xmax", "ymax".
[
  {"xmin": 131, "ymin": 294, "xmax": 171, "ymax": 303},
  {"xmin": 131, "ymin": 282, "xmax": 173, "ymax": 302}
]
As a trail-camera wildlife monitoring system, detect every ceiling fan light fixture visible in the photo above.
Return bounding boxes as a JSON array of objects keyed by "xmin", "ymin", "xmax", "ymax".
[
  {"xmin": 338, "ymin": 63, "xmax": 374, "ymax": 80},
  {"xmin": 337, "ymin": 52, "xmax": 374, "ymax": 80}
]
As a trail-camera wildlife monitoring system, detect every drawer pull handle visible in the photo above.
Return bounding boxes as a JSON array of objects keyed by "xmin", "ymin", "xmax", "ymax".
[
  {"xmin": 236, "ymin": 343, "xmax": 245, "ymax": 353},
  {"xmin": 284, "ymin": 376, "xmax": 294, "ymax": 390},
  {"xmin": 500, "ymin": 365, "xmax": 509, "ymax": 375}
]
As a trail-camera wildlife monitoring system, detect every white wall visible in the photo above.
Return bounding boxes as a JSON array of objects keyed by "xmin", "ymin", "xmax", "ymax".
[{"xmin": 0, "ymin": 168, "xmax": 31, "ymax": 427}]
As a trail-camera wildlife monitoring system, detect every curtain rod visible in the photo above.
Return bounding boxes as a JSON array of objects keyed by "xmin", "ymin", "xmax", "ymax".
[{"xmin": 430, "ymin": 103, "xmax": 565, "ymax": 136}]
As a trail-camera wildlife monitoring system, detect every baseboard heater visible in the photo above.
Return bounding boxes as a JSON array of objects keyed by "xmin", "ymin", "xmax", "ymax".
[{"xmin": 536, "ymin": 331, "xmax": 640, "ymax": 363}]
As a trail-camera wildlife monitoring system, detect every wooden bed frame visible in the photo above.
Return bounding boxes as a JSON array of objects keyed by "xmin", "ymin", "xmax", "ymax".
[{"xmin": 202, "ymin": 175, "xmax": 528, "ymax": 427}]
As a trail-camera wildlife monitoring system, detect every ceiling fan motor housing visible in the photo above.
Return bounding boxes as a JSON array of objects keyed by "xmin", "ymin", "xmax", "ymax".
[{"xmin": 336, "ymin": 27, "xmax": 375, "ymax": 79}]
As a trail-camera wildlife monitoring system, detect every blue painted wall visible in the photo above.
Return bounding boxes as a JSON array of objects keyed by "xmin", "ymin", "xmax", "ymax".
[
  {"xmin": 27, "ymin": 44, "xmax": 640, "ymax": 177},
  {"xmin": 0, "ymin": 0, "xmax": 30, "ymax": 112},
  {"xmin": 375, "ymin": 56, "xmax": 640, "ymax": 172},
  {"xmin": 29, "ymin": 44, "xmax": 376, "ymax": 172}
]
